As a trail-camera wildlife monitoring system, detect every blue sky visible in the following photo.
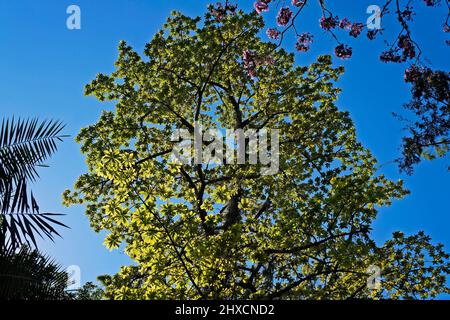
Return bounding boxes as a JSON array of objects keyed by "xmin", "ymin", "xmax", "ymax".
[{"xmin": 1, "ymin": 0, "xmax": 448, "ymax": 292}]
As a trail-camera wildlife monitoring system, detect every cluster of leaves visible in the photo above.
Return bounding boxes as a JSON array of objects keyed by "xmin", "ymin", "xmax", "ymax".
[
  {"xmin": 0, "ymin": 118, "xmax": 67, "ymax": 252},
  {"xmin": 398, "ymin": 66, "xmax": 450, "ymax": 173},
  {"xmin": 0, "ymin": 246, "xmax": 69, "ymax": 300},
  {"xmin": 70, "ymin": 281, "xmax": 105, "ymax": 300},
  {"xmin": 64, "ymin": 9, "xmax": 449, "ymax": 299},
  {"xmin": 377, "ymin": 231, "xmax": 450, "ymax": 299},
  {"xmin": 0, "ymin": 118, "xmax": 70, "ymax": 299}
]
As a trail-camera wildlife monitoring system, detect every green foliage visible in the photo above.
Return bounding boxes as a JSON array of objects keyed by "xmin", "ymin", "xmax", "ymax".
[
  {"xmin": 64, "ymin": 9, "xmax": 450, "ymax": 299},
  {"xmin": 0, "ymin": 118, "xmax": 67, "ymax": 252},
  {"xmin": 73, "ymin": 281, "xmax": 104, "ymax": 300},
  {"xmin": 398, "ymin": 68, "xmax": 450, "ymax": 174},
  {"xmin": 0, "ymin": 246, "xmax": 69, "ymax": 300}
]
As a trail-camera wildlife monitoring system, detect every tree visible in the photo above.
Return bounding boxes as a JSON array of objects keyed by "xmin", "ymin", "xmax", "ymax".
[
  {"xmin": 246, "ymin": 0, "xmax": 450, "ymax": 172},
  {"xmin": 64, "ymin": 9, "xmax": 449, "ymax": 299},
  {"xmin": 0, "ymin": 117, "xmax": 69, "ymax": 299},
  {"xmin": 249, "ymin": 0, "xmax": 449, "ymax": 60},
  {"xmin": 0, "ymin": 246, "xmax": 69, "ymax": 300},
  {"xmin": 72, "ymin": 281, "xmax": 104, "ymax": 300},
  {"xmin": 398, "ymin": 66, "xmax": 449, "ymax": 173},
  {"xmin": 0, "ymin": 118, "xmax": 68, "ymax": 252}
]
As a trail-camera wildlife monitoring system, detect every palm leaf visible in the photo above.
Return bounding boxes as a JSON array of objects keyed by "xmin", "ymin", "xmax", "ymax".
[
  {"xmin": 0, "ymin": 117, "xmax": 68, "ymax": 252},
  {"xmin": 0, "ymin": 246, "xmax": 70, "ymax": 299},
  {"xmin": 0, "ymin": 117, "xmax": 66, "ymax": 182}
]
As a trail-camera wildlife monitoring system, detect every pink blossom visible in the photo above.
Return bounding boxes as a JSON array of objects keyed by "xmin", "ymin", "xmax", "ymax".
[
  {"xmin": 291, "ymin": 0, "xmax": 305, "ymax": 7},
  {"xmin": 349, "ymin": 23, "xmax": 364, "ymax": 38},
  {"xmin": 242, "ymin": 49, "xmax": 275, "ymax": 77},
  {"xmin": 320, "ymin": 16, "xmax": 338, "ymax": 30},
  {"xmin": 209, "ymin": 2, "xmax": 237, "ymax": 20},
  {"xmin": 338, "ymin": 18, "xmax": 352, "ymax": 30},
  {"xmin": 404, "ymin": 65, "xmax": 422, "ymax": 83},
  {"xmin": 295, "ymin": 33, "xmax": 314, "ymax": 52},
  {"xmin": 398, "ymin": 35, "xmax": 416, "ymax": 60},
  {"xmin": 334, "ymin": 44, "xmax": 352, "ymax": 59},
  {"xmin": 277, "ymin": 7, "xmax": 293, "ymax": 26},
  {"xmin": 243, "ymin": 49, "xmax": 257, "ymax": 77},
  {"xmin": 265, "ymin": 56, "xmax": 275, "ymax": 65},
  {"xmin": 266, "ymin": 28, "xmax": 281, "ymax": 40},
  {"xmin": 254, "ymin": 1, "xmax": 269, "ymax": 14},
  {"xmin": 243, "ymin": 49, "xmax": 255, "ymax": 64}
]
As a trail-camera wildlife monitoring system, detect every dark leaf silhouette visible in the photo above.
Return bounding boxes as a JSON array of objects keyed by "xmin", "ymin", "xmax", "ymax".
[
  {"xmin": 0, "ymin": 118, "xmax": 68, "ymax": 252},
  {"xmin": 0, "ymin": 246, "xmax": 69, "ymax": 299}
]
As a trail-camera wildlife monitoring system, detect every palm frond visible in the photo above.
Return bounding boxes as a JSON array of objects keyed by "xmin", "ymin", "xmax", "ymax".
[
  {"xmin": 0, "ymin": 117, "xmax": 66, "ymax": 182},
  {"xmin": 0, "ymin": 246, "xmax": 70, "ymax": 300},
  {"xmin": 1, "ymin": 212, "xmax": 67, "ymax": 252},
  {"xmin": 0, "ymin": 117, "xmax": 68, "ymax": 252}
]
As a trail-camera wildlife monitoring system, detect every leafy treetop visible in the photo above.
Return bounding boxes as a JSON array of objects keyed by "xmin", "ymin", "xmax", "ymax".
[{"xmin": 64, "ymin": 9, "xmax": 449, "ymax": 299}]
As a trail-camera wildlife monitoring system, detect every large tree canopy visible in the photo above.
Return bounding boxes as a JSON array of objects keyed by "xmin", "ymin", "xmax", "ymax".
[{"xmin": 64, "ymin": 10, "xmax": 449, "ymax": 299}]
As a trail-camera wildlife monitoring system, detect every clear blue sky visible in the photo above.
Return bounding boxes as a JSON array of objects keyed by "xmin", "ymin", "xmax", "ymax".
[{"xmin": 1, "ymin": 0, "xmax": 448, "ymax": 293}]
